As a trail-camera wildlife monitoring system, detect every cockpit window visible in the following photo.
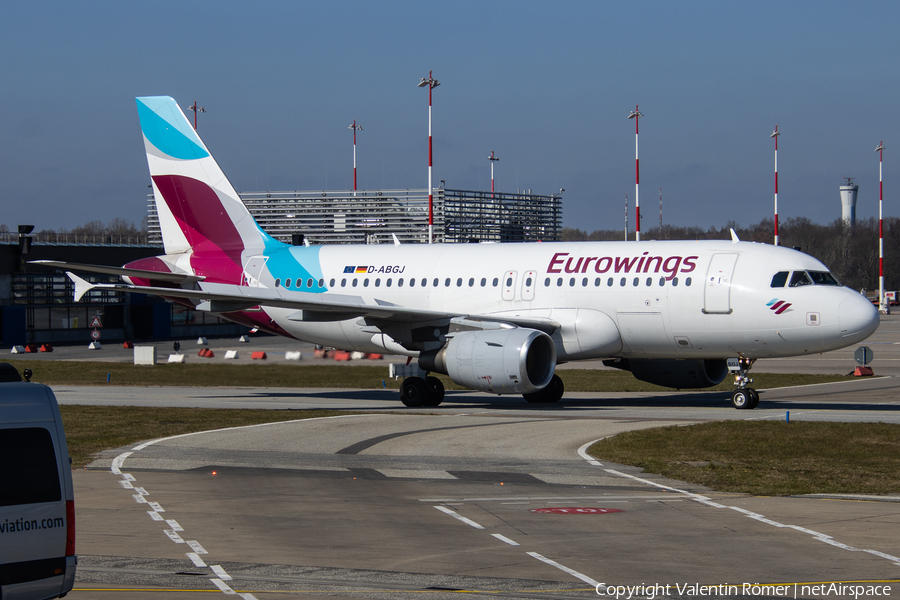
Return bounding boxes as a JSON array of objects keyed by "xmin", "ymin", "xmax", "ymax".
[
  {"xmin": 789, "ymin": 271, "xmax": 813, "ymax": 287},
  {"xmin": 770, "ymin": 271, "xmax": 789, "ymax": 288},
  {"xmin": 808, "ymin": 270, "xmax": 841, "ymax": 286}
]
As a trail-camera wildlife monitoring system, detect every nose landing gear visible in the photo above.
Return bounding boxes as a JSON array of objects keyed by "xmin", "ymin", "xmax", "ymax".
[{"xmin": 728, "ymin": 357, "xmax": 759, "ymax": 409}]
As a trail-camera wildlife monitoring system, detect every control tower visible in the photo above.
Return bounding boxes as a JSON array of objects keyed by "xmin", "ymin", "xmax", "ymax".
[{"xmin": 840, "ymin": 177, "xmax": 859, "ymax": 227}]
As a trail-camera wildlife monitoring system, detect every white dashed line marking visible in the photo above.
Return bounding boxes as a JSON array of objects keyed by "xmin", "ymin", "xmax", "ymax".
[
  {"xmin": 578, "ymin": 445, "xmax": 900, "ymax": 568},
  {"xmin": 433, "ymin": 505, "xmax": 485, "ymax": 529},
  {"xmin": 491, "ymin": 533, "xmax": 520, "ymax": 546},
  {"xmin": 187, "ymin": 540, "xmax": 208, "ymax": 554},
  {"xmin": 526, "ymin": 552, "xmax": 604, "ymax": 588},
  {"xmin": 165, "ymin": 519, "xmax": 184, "ymax": 531},
  {"xmin": 187, "ymin": 552, "xmax": 207, "ymax": 567},
  {"xmin": 211, "ymin": 565, "xmax": 232, "ymax": 581},
  {"xmin": 164, "ymin": 529, "xmax": 185, "ymax": 544}
]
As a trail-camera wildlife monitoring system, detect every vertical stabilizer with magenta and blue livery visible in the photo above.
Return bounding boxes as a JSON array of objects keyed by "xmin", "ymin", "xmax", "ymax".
[{"xmin": 136, "ymin": 96, "xmax": 281, "ymax": 283}]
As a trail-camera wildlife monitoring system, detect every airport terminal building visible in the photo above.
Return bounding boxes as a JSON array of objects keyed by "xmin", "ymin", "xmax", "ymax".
[{"xmin": 3, "ymin": 187, "xmax": 562, "ymax": 346}]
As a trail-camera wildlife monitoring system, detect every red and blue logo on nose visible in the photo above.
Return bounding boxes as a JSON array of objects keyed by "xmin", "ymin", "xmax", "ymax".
[{"xmin": 767, "ymin": 299, "xmax": 792, "ymax": 314}]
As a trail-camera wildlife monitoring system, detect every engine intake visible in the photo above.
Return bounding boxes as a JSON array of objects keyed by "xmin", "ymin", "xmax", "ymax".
[
  {"xmin": 603, "ymin": 358, "xmax": 729, "ymax": 389},
  {"xmin": 420, "ymin": 328, "xmax": 556, "ymax": 394}
]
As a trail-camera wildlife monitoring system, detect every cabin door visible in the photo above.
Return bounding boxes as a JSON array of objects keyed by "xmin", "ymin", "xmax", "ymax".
[{"xmin": 703, "ymin": 253, "xmax": 739, "ymax": 314}]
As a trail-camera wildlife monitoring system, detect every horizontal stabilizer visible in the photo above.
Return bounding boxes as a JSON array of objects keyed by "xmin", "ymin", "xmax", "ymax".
[{"xmin": 30, "ymin": 260, "xmax": 205, "ymax": 283}]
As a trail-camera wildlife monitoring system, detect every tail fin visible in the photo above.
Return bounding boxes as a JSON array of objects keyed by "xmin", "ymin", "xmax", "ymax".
[{"xmin": 136, "ymin": 97, "xmax": 279, "ymax": 270}]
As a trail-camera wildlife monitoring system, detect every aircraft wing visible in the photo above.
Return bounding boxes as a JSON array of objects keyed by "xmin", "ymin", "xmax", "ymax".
[
  {"xmin": 31, "ymin": 260, "xmax": 205, "ymax": 284},
  {"xmin": 65, "ymin": 272, "xmax": 560, "ymax": 333}
]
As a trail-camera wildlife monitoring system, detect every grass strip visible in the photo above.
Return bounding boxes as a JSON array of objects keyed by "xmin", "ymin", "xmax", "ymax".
[
  {"xmin": 12, "ymin": 361, "xmax": 855, "ymax": 393},
  {"xmin": 589, "ymin": 421, "xmax": 900, "ymax": 496},
  {"xmin": 60, "ymin": 405, "xmax": 355, "ymax": 468}
]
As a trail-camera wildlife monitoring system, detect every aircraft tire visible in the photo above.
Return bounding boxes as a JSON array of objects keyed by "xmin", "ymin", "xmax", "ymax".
[
  {"xmin": 747, "ymin": 388, "xmax": 760, "ymax": 409},
  {"xmin": 400, "ymin": 377, "xmax": 428, "ymax": 407},
  {"xmin": 523, "ymin": 374, "xmax": 564, "ymax": 403},
  {"xmin": 423, "ymin": 376, "xmax": 445, "ymax": 407},
  {"xmin": 731, "ymin": 389, "xmax": 752, "ymax": 409}
]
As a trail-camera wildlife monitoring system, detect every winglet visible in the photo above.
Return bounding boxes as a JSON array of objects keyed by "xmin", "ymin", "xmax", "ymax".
[
  {"xmin": 67, "ymin": 272, "xmax": 95, "ymax": 302},
  {"xmin": 392, "ymin": 233, "xmax": 401, "ymax": 246},
  {"xmin": 730, "ymin": 228, "xmax": 740, "ymax": 243}
]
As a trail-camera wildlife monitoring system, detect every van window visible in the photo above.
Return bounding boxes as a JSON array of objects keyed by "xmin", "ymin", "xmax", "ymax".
[{"xmin": 0, "ymin": 428, "xmax": 61, "ymax": 506}]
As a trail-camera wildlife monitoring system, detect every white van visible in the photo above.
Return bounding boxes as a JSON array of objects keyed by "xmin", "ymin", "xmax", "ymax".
[{"xmin": 0, "ymin": 366, "xmax": 76, "ymax": 599}]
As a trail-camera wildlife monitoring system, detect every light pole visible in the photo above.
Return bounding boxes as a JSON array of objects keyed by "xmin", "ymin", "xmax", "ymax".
[
  {"xmin": 488, "ymin": 151, "xmax": 499, "ymax": 197},
  {"xmin": 418, "ymin": 71, "xmax": 440, "ymax": 243},
  {"xmin": 771, "ymin": 125, "xmax": 781, "ymax": 246},
  {"xmin": 349, "ymin": 120, "xmax": 362, "ymax": 193},
  {"xmin": 187, "ymin": 101, "xmax": 206, "ymax": 130},
  {"xmin": 877, "ymin": 140, "xmax": 886, "ymax": 313},
  {"xmin": 628, "ymin": 105, "xmax": 643, "ymax": 241}
]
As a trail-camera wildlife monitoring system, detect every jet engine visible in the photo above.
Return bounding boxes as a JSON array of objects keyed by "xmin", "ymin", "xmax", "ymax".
[
  {"xmin": 419, "ymin": 328, "xmax": 556, "ymax": 394},
  {"xmin": 604, "ymin": 358, "xmax": 729, "ymax": 389}
]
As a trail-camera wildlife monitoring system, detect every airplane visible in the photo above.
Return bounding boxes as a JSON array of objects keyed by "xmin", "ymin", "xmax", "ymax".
[{"xmin": 35, "ymin": 96, "xmax": 880, "ymax": 410}]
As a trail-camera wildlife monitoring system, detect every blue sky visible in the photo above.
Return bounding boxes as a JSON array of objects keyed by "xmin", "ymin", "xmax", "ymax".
[{"xmin": 1, "ymin": 1, "xmax": 898, "ymax": 234}]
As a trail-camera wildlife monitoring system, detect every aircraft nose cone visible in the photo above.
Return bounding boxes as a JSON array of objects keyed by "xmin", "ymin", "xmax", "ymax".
[{"xmin": 839, "ymin": 293, "xmax": 880, "ymax": 343}]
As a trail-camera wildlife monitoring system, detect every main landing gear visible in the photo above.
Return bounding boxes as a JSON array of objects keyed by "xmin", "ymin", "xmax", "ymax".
[
  {"xmin": 729, "ymin": 357, "xmax": 759, "ymax": 410},
  {"xmin": 523, "ymin": 374, "xmax": 565, "ymax": 403},
  {"xmin": 400, "ymin": 375, "xmax": 445, "ymax": 407}
]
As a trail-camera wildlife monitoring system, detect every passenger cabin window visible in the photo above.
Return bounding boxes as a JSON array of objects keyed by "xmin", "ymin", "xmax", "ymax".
[
  {"xmin": 789, "ymin": 271, "xmax": 813, "ymax": 287},
  {"xmin": 285, "ymin": 279, "xmax": 292, "ymax": 288},
  {"xmin": 771, "ymin": 271, "xmax": 789, "ymax": 287}
]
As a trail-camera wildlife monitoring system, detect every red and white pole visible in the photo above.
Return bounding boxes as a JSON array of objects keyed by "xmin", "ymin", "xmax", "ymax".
[
  {"xmin": 187, "ymin": 101, "xmax": 205, "ymax": 130},
  {"xmin": 489, "ymin": 151, "xmax": 499, "ymax": 197},
  {"xmin": 877, "ymin": 141, "xmax": 886, "ymax": 312},
  {"xmin": 349, "ymin": 120, "xmax": 362, "ymax": 193},
  {"xmin": 771, "ymin": 125, "xmax": 781, "ymax": 246},
  {"xmin": 628, "ymin": 105, "xmax": 643, "ymax": 241},
  {"xmin": 418, "ymin": 71, "xmax": 440, "ymax": 243}
]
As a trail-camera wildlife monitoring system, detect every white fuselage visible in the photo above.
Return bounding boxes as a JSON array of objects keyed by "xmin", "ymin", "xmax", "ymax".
[{"xmin": 241, "ymin": 239, "xmax": 878, "ymax": 362}]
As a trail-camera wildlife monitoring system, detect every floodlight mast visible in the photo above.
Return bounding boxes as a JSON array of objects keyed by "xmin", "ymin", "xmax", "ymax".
[
  {"xmin": 771, "ymin": 125, "xmax": 781, "ymax": 246},
  {"xmin": 187, "ymin": 101, "xmax": 206, "ymax": 130},
  {"xmin": 877, "ymin": 141, "xmax": 886, "ymax": 312},
  {"xmin": 488, "ymin": 151, "xmax": 499, "ymax": 197},
  {"xmin": 418, "ymin": 71, "xmax": 440, "ymax": 243},
  {"xmin": 628, "ymin": 105, "xmax": 643, "ymax": 241},
  {"xmin": 349, "ymin": 120, "xmax": 362, "ymax": 193}
]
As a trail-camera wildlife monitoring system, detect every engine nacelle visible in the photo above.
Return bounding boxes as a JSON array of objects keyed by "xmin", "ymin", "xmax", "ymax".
[
  {"xmin": 420, "ymin": 328, "xmax": 556, "ymax": 394},
  {"xmin": 604, "ymin": 358, "xmax": 729, "ymax": 389}
]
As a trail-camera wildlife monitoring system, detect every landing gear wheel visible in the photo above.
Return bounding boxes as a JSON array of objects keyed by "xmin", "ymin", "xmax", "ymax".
[
  {"xmin": 423, "ymin": 376, "xmax": 445, "ymax": 407},
  {"xmin": 747, "ymin": 388, "xmax": 760, "ymax": 409},
  {"xmin": 523, "ymin": 374, "xmax": 565, "ymax": 404},
  {"xmin": 400, "ymin": 377, "xmax": 429, "ymax": 407},
  {"xmin": 731, "ymin": 388, "xmax": 753, "ymax": 409}
]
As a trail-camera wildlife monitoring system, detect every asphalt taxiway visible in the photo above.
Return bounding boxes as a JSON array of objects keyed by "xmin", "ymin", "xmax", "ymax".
[{"xmin": 24, "ymin": 315, "xmax": 900, "ymax": 598}]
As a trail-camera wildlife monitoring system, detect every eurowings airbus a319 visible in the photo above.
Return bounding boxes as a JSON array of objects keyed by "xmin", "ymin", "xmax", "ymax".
[{"xmin": 38, "ymin": 96, "xmax": 879, "ymax": 409}]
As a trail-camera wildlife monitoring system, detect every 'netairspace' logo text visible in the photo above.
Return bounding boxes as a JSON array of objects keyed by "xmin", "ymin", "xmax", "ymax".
[{"xmin": 596, "ymin": 583, "xmax": 893, "ymax": 599}]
